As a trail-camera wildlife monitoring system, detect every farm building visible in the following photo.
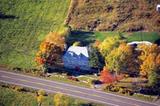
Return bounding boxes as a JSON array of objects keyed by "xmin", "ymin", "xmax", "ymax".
[
  {"xmin": 63, "ymin": 46, "xmax": 90, "ymax": 71},
  {"xmin": 127, "ymin": 41, "xmax": 152, "ymax": 46},
  {"xmin": 157, "ymin": 4, "xmax": 160, "ymax": 12}
]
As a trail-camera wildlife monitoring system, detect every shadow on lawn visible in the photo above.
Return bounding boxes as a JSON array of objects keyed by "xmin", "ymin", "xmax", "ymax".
[
  {"xmin": 0, "ymin": 12, "xmax": 18, "ymax": 19},
  {"xmin": 155, "ymin": 39, "xmax": 160, "ymax": 46},
  {"xmin": 66, "ymin": 30, "xmax": 95, "ymax": 46},
  {"xmin": 47, "ymin": 66, "xmax": 99, "ymax": 76}
]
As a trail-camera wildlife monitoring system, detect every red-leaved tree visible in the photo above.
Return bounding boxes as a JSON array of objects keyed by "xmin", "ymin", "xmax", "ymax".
[{"xmin": 100, "ymin": 67, "xmax": 115, "ymax": 83}]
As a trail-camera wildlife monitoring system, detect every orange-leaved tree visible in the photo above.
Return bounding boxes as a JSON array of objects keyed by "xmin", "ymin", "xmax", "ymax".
[
  {"xmin": 100, "ymin": 67, "xmax": 115, "ymax": 83},
  {"xmin": 35, "ymin": 31, "xmax": 67, "ymax": 73}
]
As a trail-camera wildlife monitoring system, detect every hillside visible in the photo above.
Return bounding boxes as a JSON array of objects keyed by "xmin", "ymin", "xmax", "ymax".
[
  {"xmin": 67, "ymin": 0, "xmax": 160, "ymax": 32},
  {"xmin": 0, "ymin": 0, "xmax": 70, "ymax": 69}
]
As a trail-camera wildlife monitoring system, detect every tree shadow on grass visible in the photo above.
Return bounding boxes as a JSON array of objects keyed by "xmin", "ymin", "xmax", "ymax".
[
  {"xmin": 47, "ymin": 66, "xmax": 99, "ymax": 77},
  {"xmin": 155, "ymin": 39, "xmax": 160, "ymax": 46},
  {"xmin": 0, "ymin": 12, "xmax": 18, "ymax": 19},
  {"xmin": 66, "ymin": 30, "xmax": 95, "ymax": 46}
]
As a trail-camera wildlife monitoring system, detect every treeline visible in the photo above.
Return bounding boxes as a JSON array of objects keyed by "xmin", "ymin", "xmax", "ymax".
[{"xmin": 95, "ymin": 35, "xmax": 160, "ymax": 87}]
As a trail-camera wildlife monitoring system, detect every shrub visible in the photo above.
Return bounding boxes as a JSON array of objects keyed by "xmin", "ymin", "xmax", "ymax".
[
  {"xmin": 14, "ymin": 86, "xmax": 24, "ymax": 92},
  {"xmin": 38, "ymin": 89, "xmax": 46, "ymax": 96}
]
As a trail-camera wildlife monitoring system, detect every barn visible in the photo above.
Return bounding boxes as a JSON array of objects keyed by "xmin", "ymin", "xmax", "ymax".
[{"xmin": 63, "ymin": 46, "xmax": 90, "ymax": 71}]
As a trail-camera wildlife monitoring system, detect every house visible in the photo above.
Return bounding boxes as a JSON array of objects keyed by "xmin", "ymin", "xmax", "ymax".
[
  {"xmin": 63, "ymin": 46, "xmax": 90, "ymax": 71},
  {"xmin": 157, "ymin": 4, "xmax": 160, "ymax": 12}
]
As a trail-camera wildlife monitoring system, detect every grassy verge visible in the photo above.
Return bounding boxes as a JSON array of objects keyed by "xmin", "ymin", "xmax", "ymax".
[
  {"xmin": 0, "ymin": 84, "xmax": 103, "ymax": 106},
  {"xmin": 45, "ymin": 73, "xmax": 92, "ymax": 88},
  {"xmin": 104, "ymin": 90, "xmax": 156, "ymax": 102}
]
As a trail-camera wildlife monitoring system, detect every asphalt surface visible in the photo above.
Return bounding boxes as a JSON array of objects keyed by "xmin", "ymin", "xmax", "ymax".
[{"xmin": 0, "ymin": 70, "xmax": 159, "ymax": 106}]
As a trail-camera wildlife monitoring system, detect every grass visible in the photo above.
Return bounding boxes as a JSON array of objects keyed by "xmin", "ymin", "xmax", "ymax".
[
  {"xmin": 105, "ymin": 90, "xmax": 156, "ymax": 102},
  {"xmin": 0, "ymin": 85, "xmax": 103, "ymax": 106},
  {"xmin": 0, "ymin": 0, "xmax": 70, "ymax": 69},
  {"xmin": 94, "ymin": 31, "xmax": 120, "ymax": 41},
  {"xmin": 127, "ymin": 32, "xmax": 160, "ymax": 43},
  {"xmin": 46, "ymin": 74, "xmax": 90, "ymax": 88},
  {"xmin": 69, "ymin": 31, "xmax": 160, "ymax": 46},
  {"xmin": 0, "ymin": 86, "xmax": 38, "ymax": 106}
]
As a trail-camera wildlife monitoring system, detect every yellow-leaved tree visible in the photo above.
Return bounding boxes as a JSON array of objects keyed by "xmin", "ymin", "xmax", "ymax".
[
  {"xmin": 105, "ymin": 43, "xmax": 139, "ymax": 75},
  {"xmin": 53, "ymin": 93, "xmax": 69, "ymax": 106},
  {"xmin": 138, "ymin": 44, "xmax": 160, "ymax": 78},
  {"xmin": 72, "ymin": 41, "xmax": 81, "ymax": 46},
  {"xmin": 98, "ymin": 36, "xmax": 121, "ymax": 57},
  {"xmin": 36, "ymin": 89, "xmax": 46, "ymax": 106}
]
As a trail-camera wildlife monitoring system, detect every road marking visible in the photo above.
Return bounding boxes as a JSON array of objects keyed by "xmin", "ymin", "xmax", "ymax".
[
  {"xmin": 1, "ymin": 75, "xmax": 130, "ymax": 105},
  {"xmin": 0, "ymin": 70, "xmax": 158, "ymax": 106},
  {"xmin": 0, "ymin": 80, "xmax": 119, "ymax": 106}
]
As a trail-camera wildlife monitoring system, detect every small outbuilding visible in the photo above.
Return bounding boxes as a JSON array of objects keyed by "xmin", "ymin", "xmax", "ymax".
[
  {"xmin": 63, "ymin": 46, "xmax": 90, "ymax": 71},
  {"xmin": 157, "ymin": 4, "xmax": 160, "ymax": 12},
  {"xmin": 127, "ymin": 41, "xmax": 152, "ymax": 46}
]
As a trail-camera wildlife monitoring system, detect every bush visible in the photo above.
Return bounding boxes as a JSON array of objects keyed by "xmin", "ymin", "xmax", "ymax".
[
  {"xmin": 111, "ymin": 86, "xmax": 120, "ymax": 92},
  {"xmin": 14, "ymin": 86, "xmax": 24, "ymax": 92},
  {"xmin": 38, "ymin": 89, "xmax": 46, "ymax": 96}
]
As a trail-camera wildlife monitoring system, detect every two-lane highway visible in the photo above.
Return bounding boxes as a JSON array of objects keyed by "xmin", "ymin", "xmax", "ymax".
[{"xmin": 0, "ymin": 70, "xmax": 158, "ymax": 106}]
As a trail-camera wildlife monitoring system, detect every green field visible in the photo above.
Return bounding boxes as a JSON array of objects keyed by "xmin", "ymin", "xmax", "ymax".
[
  {"xmin": 127, "ymin": 32, "xmax": 160, "ymax": 43},
  {"xmin": 0, "ymin": 0, "xmax": 70, "ymax": 69}
]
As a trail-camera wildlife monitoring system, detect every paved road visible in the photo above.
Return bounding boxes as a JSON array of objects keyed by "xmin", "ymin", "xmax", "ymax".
[{"xmin": 0, "ymin": 70, "xmax": 158, "ymax": 106}]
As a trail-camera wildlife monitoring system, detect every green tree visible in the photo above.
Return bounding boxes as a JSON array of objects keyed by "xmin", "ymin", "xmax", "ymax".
[
  {"xmin": 148, "ymin": 71, "xmax": 159, "ymax": 87},
  {"xmin": 88, "ymin": 46, "xmax": 102, "ymax": 69},
  {"xmin": 105, "ymin": 43, "xmax": 138, "ymax": 75}
]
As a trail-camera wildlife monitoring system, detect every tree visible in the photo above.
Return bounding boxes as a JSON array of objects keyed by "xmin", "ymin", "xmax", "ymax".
[
  {"xmin": 37, "ymin": 95, "xmax": 44, "ymax": 106},
  {"xmin": 98, "ymin": 36, "xmax": 121, "ymax": 57},
  {"xmin": 88, "ymin": 45, "xmax": 102, "ymax": 69},
  {"xmin": 46, "ymin": 44, "xmax": 63, "ymax": 66},
  {"xmin": 45, "ymin": 32, "xmax": 65, "ymax": 50},
  {"xmin": 105, "ymin": 43, "xmax": 138, "ymax": 75},
  {"xmin": 99, "ymin": 67, "xmax": 114, "ymax": 83},
  {"xmin": 138, "ymin": 44, "xmax": 160, "ymax": 78},
  {"xmin": 36, "ymin": 89, "xmax": 46, "ymax": 106},
  {"xmin": 148, "ymin": 71, "xmax": 159, "ymax": 87},
  {"xmin": 35, "ymin": 31, "xmax": 67, "ymax": 72},
  {"xmin": 72, "ymin": 41, "xmax": 81, "ymax": 46},
  {"xmin": 138, "ymin": 44, "xmax": 160, "ymax": 87},
  {"xmin": 53, "ymin": 93, "xmax": 69, "ymax": 106},
  {"xmin": 38, "ymin": 89, "xmax": 46, "ymax": 96}
]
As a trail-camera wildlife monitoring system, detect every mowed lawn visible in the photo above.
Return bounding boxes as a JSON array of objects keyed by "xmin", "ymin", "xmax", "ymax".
[
  {"xmin": 69, "ymin": 31, "xmax": 160, "ymax": 46},
  {"xmin": 0, "ymin": 0, "xmax": 70, "ymax": 69}
]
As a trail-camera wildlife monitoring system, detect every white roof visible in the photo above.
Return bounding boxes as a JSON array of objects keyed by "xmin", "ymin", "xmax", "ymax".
[
  {"xmin": 127, "ymin": 41, "xmax": 152, "ymax": 46},
  {"xmin": 157, "ymin": 4, "xmax": 160, "ymax": 11},
  {"xmin": 67, "ymin": 46, "xmax": 89, "ymax": 57}
]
